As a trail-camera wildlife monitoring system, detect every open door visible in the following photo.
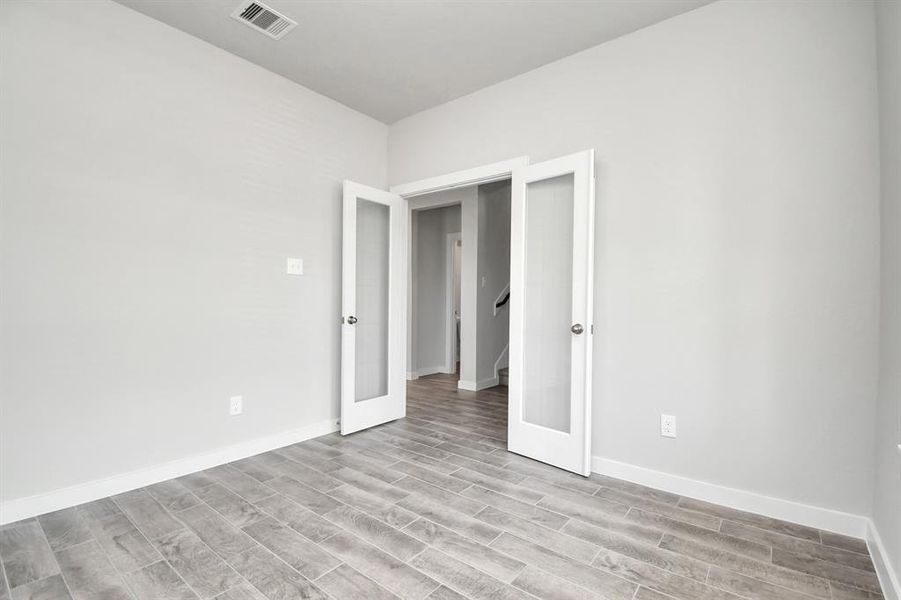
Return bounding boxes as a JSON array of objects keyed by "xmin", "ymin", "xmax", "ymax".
[
  {"xmin": 341, "ymin": 181, "xmax": 406, "ymax": 434},
  {"xmin": 508, "ymin": 150, "xmax": 595, "ymax": 476}
]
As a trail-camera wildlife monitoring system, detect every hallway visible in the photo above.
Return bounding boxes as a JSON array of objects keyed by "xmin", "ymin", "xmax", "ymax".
[{"xmin": 406, "ymin": 373, "xmax": 508, "ymax": 444}]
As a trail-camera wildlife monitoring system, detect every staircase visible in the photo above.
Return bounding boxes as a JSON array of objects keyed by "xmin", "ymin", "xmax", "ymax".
[{"xmin": 498, "ymin": 367, "xmax": 509, "ymax": 386}]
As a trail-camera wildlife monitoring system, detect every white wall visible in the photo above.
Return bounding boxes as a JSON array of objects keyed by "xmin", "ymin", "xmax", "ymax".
[
  {"xmin": 475, "ymin": 181, "xmax": 511, "ymax": 383},
  {"xmin": 389, "ymin": 0, "xmax": 881, "ymax": 516},
  {"xmin": 873, "ymin": 0, "xmax": 901, "ymax": 587},
  {"xmin": 459, "ymin": 188, "xmax": 480, "ymax": 388},
  {"xmin": 0, "ymin": 0, "xmax": 387, "ymax": 504},
  {"xmin": 406, "ymin": 187, "xmax": 475, "ymax": 379},
  {"xmin": 453, "ymin": 240, "xmax": 462, "ymax": 359},
  {"xmin": 413, "ymin": 205, "xmax": 461, "ymax": 374}
]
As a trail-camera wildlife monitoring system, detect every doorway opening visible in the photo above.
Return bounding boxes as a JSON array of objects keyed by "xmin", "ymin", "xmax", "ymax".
[
  {"xmin": 407, "ymin": 181, "xmax": 511, "ymax": 397},
  {"xmin": 341, "ymin": 152, "xmax": 595, "ymax": 476}
]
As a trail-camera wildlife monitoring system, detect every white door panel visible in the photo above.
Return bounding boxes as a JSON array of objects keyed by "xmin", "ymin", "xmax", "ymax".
[
  {"xmin": 341, "ymin": 181, "xmax": 406, "ymax": 434},
  {"xmin": 508, "ymin": 150, "xmax": 595, "ymax": 475}
]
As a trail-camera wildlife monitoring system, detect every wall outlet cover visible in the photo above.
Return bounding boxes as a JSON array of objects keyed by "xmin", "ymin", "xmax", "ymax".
[
  {"xmin": 229, "ymin": 395, "xmax": 243, "ymax": 416},
  {"xmin": 286, "ymin": 257, "xmax": 303, "ymax": 275},
  {"xmin": 661, "ymin": 414, "xmax": 676, "ymax": 438}
]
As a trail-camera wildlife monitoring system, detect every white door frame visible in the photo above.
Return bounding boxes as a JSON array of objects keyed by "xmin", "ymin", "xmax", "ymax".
[
  {"xmin": 394, "ymin": 157, "xmax": 528, "ymax": 383},
  {"xmin": 390, "ymin": 157, "xmax": 529, "ymax": 198},
  {"xmin": 445, "ymin": 232, "xmax": 462, "ymax": 374}
]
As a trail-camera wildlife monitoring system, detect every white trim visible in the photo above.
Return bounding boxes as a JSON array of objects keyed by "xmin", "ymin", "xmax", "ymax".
[
  {"xmin": 868, "ymin": 519, "xmax": 901, "ymax": 600},
  {"xmin": 414, "ymin": 366, "xmax": 446, "ymax": 378},
  {"xmin": 390, "ymin": 157, "xmax": 528, "ymax": 198},
  {"xmin": 407, "ymin": 194, "xmax": 464, "ymax": 212},
  {"xmin": 493, "ymin": 343, "xmax": 509, "ymax": 379},
  {"xmin": 591, "ymin": 454, "xmax": 901, "ymax": 598},
  {"xmin": 0, "ymin": 418, "xmax": 339, "ymax": 525},
  {"xmin": 591, "ymin": 456, "xmax": 868, "ymax": 538},
  {"xmin": 407, "ymin": 366, "xmax": 453, "ymax": 381},
  {"xmin": 458, "ymin": 376, "xmax": 499, "ymax": 391}
]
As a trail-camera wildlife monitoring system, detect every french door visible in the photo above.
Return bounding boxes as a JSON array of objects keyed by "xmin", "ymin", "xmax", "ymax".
[
  {"xmin": 341, "ymin": 152, "xmax": 596, "ymax": 476},
  {"xmin": 507, "ymin": 150, "xmax": 596, "ymax": 476},
  {"xmin": 340, "ymin": 181, "xmax": 406, "ymax": 434}
]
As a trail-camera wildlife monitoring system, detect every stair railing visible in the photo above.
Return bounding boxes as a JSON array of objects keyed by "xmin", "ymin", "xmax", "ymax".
[{"xmin": 493, "ymin": 283, "xmax": 510, "ymax": 316}]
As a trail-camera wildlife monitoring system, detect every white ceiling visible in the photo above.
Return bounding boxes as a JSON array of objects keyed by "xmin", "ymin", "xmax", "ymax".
[{"xmin": 114, "ymin": 0, "xmax": 714, "ymax": 123}]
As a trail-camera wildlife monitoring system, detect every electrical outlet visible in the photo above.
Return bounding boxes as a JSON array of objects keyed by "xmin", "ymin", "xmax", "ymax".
[
  {"xmin": 286, "ymin": 257, "xmax": 303, "ymax": 275},
  {"xmin": 481, "ymin": 276, "xmax": 487, "ymax": 288},
  {"xmin": 229, "ymin": 395, "xmax": 243, "ymax": 416},
  {"xmin": 660, "ymin": 414, "xmax": 676, "ymax": 438}
]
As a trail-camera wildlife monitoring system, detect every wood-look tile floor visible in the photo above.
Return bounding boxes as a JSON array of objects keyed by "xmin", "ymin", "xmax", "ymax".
[{"xmin": 1, "ymin": 373, "xmax": 884, "ymax": 600}]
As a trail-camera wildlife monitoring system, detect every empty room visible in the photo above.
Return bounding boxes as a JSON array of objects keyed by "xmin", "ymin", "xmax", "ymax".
[{"xmin": 0, "ymin": 0, "xmax": 898, "ymax": 599}]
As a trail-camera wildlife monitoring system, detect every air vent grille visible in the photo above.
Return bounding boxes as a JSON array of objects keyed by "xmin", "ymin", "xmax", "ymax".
[{"xmin": 231, "ymin": 1, "xmax": 297, "ymax": 40}]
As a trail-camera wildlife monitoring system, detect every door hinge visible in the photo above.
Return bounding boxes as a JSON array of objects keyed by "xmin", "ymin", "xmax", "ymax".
[{"xmin": 590, "ymin": 324, "xmax": 594, "ymax": 334}]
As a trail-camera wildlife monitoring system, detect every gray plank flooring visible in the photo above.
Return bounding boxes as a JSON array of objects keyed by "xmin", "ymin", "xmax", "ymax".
[{"xmin": 0, "ymin": 373, "xmax": 884, "ymax": 599}]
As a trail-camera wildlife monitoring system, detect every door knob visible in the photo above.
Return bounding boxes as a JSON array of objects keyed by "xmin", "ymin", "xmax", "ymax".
[
  {"xmin": 571, "ymin": 323, "xmax": 584, "ymax": 335},
  {"xmin": 347, "ymin": 316, "xmax": 358, "ymax": 325}
]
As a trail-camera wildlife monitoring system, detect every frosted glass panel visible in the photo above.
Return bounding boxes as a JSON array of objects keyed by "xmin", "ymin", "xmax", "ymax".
[
  {"xmin": 355, "ymin": 199, "xmax": 390, "ymax": 402},
  {"xmin": 522, "ymin": 174, "xmax": 574, "ymax": 433}
]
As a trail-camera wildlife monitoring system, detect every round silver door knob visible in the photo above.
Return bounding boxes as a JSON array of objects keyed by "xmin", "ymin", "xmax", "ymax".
[
  {"xmin": 347, "ymin": 316, "xmax": 358, "ymax": 325},
  {"xmin": 571, "ymin": 323, "xmax": 584, "ymax": 334}
]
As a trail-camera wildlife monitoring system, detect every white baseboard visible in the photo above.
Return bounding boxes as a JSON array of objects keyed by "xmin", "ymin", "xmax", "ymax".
[
  {"xmin": 458, "ymin": 376, "xmax": 500, "ymax": 391},
  {"xmin": 493, "ymin": 344, "xmax": 509, "ymax": 381},
  {"xmin": 408, "ymin": 366, "xmax": 447, "ymax": 381},
  {"xmin": 591, "ymin": 456, "xmax": 868, "ymax": 538},
  {"xmin": 5, "ymin": 420, "xmax": 895, "ymax": 600},
  {"xmin": 593, "ymin": 455, "xmax": 900, "ymax": 598},
  {"xmin": 868, "ymin": 519, "xmax": 901, "ymax": 600},
  {"xmin": 418, "ymin": 366, "xmax": 446, "ymax": 377},
  {"xmin": 0, "ymin": 417, "xmax": 340, "ymax": 525}
]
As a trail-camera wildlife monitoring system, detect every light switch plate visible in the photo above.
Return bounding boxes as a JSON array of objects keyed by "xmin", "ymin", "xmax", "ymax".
[
  {"xmin": 229, "ymin": 396, "xmax": 243, "ymax": 416},
  {"xmin": 286, "ymin": 257, "xmax": 303, "ymax": 275}
]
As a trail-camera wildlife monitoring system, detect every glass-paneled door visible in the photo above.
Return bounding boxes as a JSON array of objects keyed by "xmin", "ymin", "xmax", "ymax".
[
  {"xmin": 508, "ymin": 150, "xmax": 596, "ymax": 475},
  {"xmin": 341, "ymin": 181, "xmax": 406, "ymax": 434}
]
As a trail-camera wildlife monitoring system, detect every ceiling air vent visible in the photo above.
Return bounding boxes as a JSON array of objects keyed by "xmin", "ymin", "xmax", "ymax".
[{"xmin": 231, "ymin": 1, "xmax": 297, "ymax": 40}]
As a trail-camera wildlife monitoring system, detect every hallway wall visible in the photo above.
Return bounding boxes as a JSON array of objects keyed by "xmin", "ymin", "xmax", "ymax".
[
  {"xmin": 475, "ymin": 181, "xmax": 512, "ymax": 384},
  {"xmin": 412, "ymin": 205, "xmax": 461, "ymax": 375}
]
